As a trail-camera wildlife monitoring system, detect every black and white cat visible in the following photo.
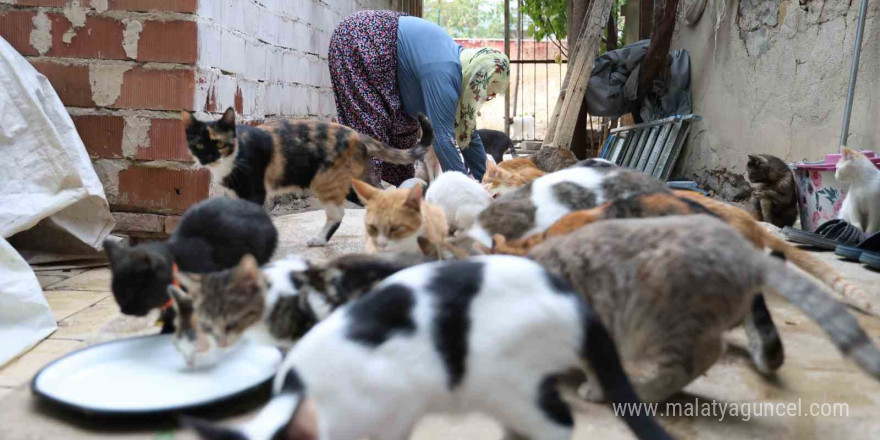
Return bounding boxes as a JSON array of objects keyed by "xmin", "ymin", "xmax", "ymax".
[{"xmin": 185, "ymin": 255, "xmax": 671, "ymax": 440}]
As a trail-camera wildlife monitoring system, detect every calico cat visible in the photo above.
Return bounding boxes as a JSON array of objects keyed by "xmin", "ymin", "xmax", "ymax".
[
  {"xmin": 168, "ymin": 253, "xmax": 425, "ymax": 367},
  {"xmin": 105, "ymin": 197, "xmax": 277, "ymax": 328},
  {"xmin": 746, "ymin": 154, "xmax": 798, "ymax": 227},
  {"xmin": 529, "ymin": 147, "xmax": 579, "ymax": 172},
  {"xmin": 482, "ymin": 158, "xmax": 545, "ymax": 197},
  {"xmin": 351, "ymin": 179, "xmax": 449, "ymax": 254},
  {"xmin": 424, "ymin": 171, "xmax": 491, "ymax": 233},
  {"xmin": 470, "ymin": 160, "xmax": 669, "ymax": 246},
  {"xmin": 836, "ymin": 147, "xmax": 880, "ymax": 234},
  {"xmin": 492, "ymin": 190, "xmax": 875, "ymax": 315},
  {"xmin": 529, "ymin": 215, "xmax": 880, "ymax": 402},
  {"xmin": 184, "ymin": 256, "xmax": 672, "ymax": 440},
  {"xmin": 476, "ymin": 128, "xmax": 516, "ymax": 163},
  {"xmin": 182, "ymin": 108, "xmax": 432, "ymax": 246}
]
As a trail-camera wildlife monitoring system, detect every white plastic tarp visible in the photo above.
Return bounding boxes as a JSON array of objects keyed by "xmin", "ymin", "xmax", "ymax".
[{"xmin": 0, "ymin": 37, "xmax": 115, "ymax": 366}]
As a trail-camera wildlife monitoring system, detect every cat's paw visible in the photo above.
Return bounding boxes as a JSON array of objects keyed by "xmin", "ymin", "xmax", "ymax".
[{"xmin": 307, "ymin": 237, "xmax": 328, "ymax": 247}]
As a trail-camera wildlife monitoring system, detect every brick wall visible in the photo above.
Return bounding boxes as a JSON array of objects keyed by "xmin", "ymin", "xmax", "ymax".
[{"xmin": 0, "ymin": 0, "xmax": 417, "ymax": 238}]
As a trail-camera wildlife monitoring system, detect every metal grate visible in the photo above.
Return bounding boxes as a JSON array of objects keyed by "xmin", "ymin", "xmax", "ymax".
[{"xmin": 600, "ymin": 114, "xmax": 701, "ymax": 181}]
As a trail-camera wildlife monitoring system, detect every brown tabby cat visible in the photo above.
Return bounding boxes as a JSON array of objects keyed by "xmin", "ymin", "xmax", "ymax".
[
  {"xmin": 182, "ymin": 108, "xmax": 432, "ymax": 247},
  {"xmin": 746, "ymin": 154, "xmax": 798, "ymax": 227},
  {"xmin": 492, "ymin": 190, "xmax": 875, "ymax": 315},
  {"xmin": 529, "ymin": 146, "xmax": 579, "ymax": 172},
  {"xmin": 529, "ymin": 215, "xmax": 880, "ymax": 402},
  {"xmin": 351, "ymin": 179, "xmax": 449, "ymax": 255},
  {"xmin": 482, "ymin": 158, "xmax": 545, "ymax": 197}
]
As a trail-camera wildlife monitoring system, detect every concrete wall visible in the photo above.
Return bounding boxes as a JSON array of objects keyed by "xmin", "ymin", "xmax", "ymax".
[
  {"xmin": 671, "ymin": 0, "xmax": 880, "ymax": 199},
  {"xmin": 0, "ymin": 0, "xmax": 408, "ymax": 237}
]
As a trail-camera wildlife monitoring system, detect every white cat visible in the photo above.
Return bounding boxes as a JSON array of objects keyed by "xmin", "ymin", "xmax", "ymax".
[
  {"xmin": 424, "ymin": 171, "xmax": 491, "ymax": 234},
  {"xmin": 184, "ymin": 256, "xmax": 671, "ymax": 440},
  {"xmin": 836, "ymin": 147, "xmax": 880, "ymax": 234},
  {"xmin": 511, "ymin": 115, "xmax": 536, "ymax": 141}
]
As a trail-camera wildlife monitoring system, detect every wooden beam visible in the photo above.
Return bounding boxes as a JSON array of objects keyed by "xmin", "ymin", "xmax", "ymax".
[{"xmin": 545, "ymin": 0, "xmax": 615, "ymax": 150}]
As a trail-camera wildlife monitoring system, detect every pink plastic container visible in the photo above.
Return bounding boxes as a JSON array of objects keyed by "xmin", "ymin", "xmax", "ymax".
[{"xmin": 792, "ymin": 150, "xmax": 879, "ymax": 231}]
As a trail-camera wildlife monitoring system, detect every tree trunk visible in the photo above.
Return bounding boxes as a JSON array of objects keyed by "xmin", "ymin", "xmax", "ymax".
[
  {"xmin": 606, "ymin": 4, "xmax": 618, "ymax": 52},
  {"xmin": 634, "ymin": 0, "xmax": 679, "ymax": 123}
]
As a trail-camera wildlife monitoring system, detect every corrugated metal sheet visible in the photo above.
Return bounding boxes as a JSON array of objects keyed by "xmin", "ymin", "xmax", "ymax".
[{"xmin": 600, "ymin": 114, "xmax": 701, "ymax": 181}]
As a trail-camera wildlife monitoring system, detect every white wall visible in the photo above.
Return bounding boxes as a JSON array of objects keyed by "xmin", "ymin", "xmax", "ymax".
[
  {"xmin": 194, "ymin": 0, "xmax": 395, "ymax": 121},
  {"xmin": 671, "ymin": 0, "xmax": 880, "ymax": 198}
]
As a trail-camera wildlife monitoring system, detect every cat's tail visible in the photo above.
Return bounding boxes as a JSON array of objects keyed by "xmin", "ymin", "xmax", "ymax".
[
  {"xmin": 362, "ymin": 113, "xmax": 433, "ymax": 165},
  {"xmin": 764, "ymin": 233, "xmax": 876, "ymax": 316},
  {"xmin": 184, "ymin": 370, "xmax": 307, "ymax": 440},
  {"xmin": 765, "ymin": 257, "xmax": 880, "ymax": 380},
  {"xmin": 582, "ymin": 308, "xmax": 673, "ymax": 440}
]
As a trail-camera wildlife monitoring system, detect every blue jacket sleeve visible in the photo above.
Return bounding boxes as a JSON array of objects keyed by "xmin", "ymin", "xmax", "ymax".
[{"xmin": 420, "ymin": 72, "xmax": 468, "ymax": 174}]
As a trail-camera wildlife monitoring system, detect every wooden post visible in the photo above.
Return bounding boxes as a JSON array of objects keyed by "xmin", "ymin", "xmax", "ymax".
[
  {"xmin": 546, "ymin": 0, "xmax": 615, "ymax": 151},
  {"xmin": 504, "ymin": 0, "xmax": 510, "ymax": 136}
]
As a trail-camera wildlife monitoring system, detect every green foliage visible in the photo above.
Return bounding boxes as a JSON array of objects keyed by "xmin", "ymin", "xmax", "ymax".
[
  {"xmin": 424, "ymin": 0, "xmax": 506, "ymax": 39},
  {"xmin": 520, "ymin": 0, "xmax": 629, "ymax": 56},
  {"xmin": 521, "ymin": 0, "xmax": 567, "ymax": 42}
]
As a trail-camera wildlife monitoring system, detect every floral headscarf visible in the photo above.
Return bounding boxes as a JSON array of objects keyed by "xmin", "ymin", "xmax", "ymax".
[{"xmin": 456, "ymin": 48, "xmax": 510, "ymax": 149}]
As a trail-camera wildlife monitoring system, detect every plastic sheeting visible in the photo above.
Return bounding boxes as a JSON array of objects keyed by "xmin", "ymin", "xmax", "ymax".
[
  {"xmin": 585, "ymin": 40, "xmax": 692, "ymax": 123},
  {"xmin": 0, "ymin": 37, "xmax": 115, "ymax": 366}
]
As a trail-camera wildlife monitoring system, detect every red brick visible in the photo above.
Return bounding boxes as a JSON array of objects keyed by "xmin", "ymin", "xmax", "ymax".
[
  {"xmin": 234, "ymin": 87, "xmax": 244, "ymax": 114},
  {"xmin": 136, "ymin": 20, "xmax": 197, "ymax": 64},
  {"xmin": 73, "ymin": 115, "xmax": 124, "ymax": 158},
  {"xmin": 113, "ymin": 67, "xmax": 195, "ymax": 110},
  {"xmin": 0, "ymin": 10, "xmax": 39, "ymax": 56},
  {"xmin": 116, "ymin": 166, "xmax": 209, "ymax": 214},
  {"xmin": 31, "ymin": 61, "xmax": 95, "ymax": 107},
  {"xmin": 47, "ymin": 14, "xmax": 127, "ymax": 60},
  {"xmin": 14, "ymin": 0, "xmax": 72, "ymax": 6},
  {"xmin": 135, "ymin": 118, "xmax": 191, "ymax": 161},
  {"xmin": 109, "ymin": 0, "xmax": 198, "ymax": 13}
]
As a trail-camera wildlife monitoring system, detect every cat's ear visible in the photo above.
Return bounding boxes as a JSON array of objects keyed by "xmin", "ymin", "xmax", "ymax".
[
  {"xmin": 167, "ymin": 284, "xmax": 191, "ymax": 313},
  {"xmin": 234, "ymin": 255, "xmax": 262, "ymax": 291},
  {"xmin": 176, "ymin": 272, "xmax": 201, "ymax": 296},
  {"xmin": 181, "ymin": 110, "xmax": 198, "ymax": 129},
  {"xmin": 351, "ymin": 179, "xmax": 378, "ymax": 204},
  {"xmin": 841, "ymin": 147, "xmax": 855, "ymax": 160},
  {"xmin": 404, "ymin": 184, "xmax": 422, "ymax": 210},
  {"xmin": 103, "ymin": 238, "xmax": 124, "ymax": 263},
  {"xmin": 218, "ymin": 107, "xmax": 236, "ymax": 128}
]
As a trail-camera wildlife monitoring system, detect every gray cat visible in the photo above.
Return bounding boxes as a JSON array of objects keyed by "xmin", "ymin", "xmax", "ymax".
[
  {"xmin": 529, "ymin": 215, "xmax": 880, "ymax": 402},
  {"xmin": 469, "ymin": 160, "xmax": 669, "ymax": 246}
]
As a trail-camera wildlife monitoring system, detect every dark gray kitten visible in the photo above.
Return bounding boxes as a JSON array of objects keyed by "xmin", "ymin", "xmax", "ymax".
[
  {"xmin": 529, "ymin": 215, "xmax": 880, "ymax": 402},
  {"xmin": 105, "ymin": 197, "xmax": 277, "ymax": 330},
  {"xmin": 746, "ymin": 154, "xmax": 797, "ymax": 227},
  {"xmin": 469, "ymin": 159, "xmax": 669, "ymax": 246}
]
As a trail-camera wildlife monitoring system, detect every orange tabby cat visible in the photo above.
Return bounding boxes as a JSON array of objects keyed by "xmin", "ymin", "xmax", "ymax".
[
  {"xmin": 492, "ymin": 191, "xmax": 874, "ymax": 315},
  {"xmin": 482, "ymin": 159, "xmax": 545, "ymax": 197},
  {"xmin": 352, "ymin": 179, "xmax": 449, "ymax": 255}
]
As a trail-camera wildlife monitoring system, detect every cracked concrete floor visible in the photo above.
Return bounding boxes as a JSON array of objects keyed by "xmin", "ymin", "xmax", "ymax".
[{"xmin": 1, "ymin": 208, "xmax": 879, "ymax": 439}]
